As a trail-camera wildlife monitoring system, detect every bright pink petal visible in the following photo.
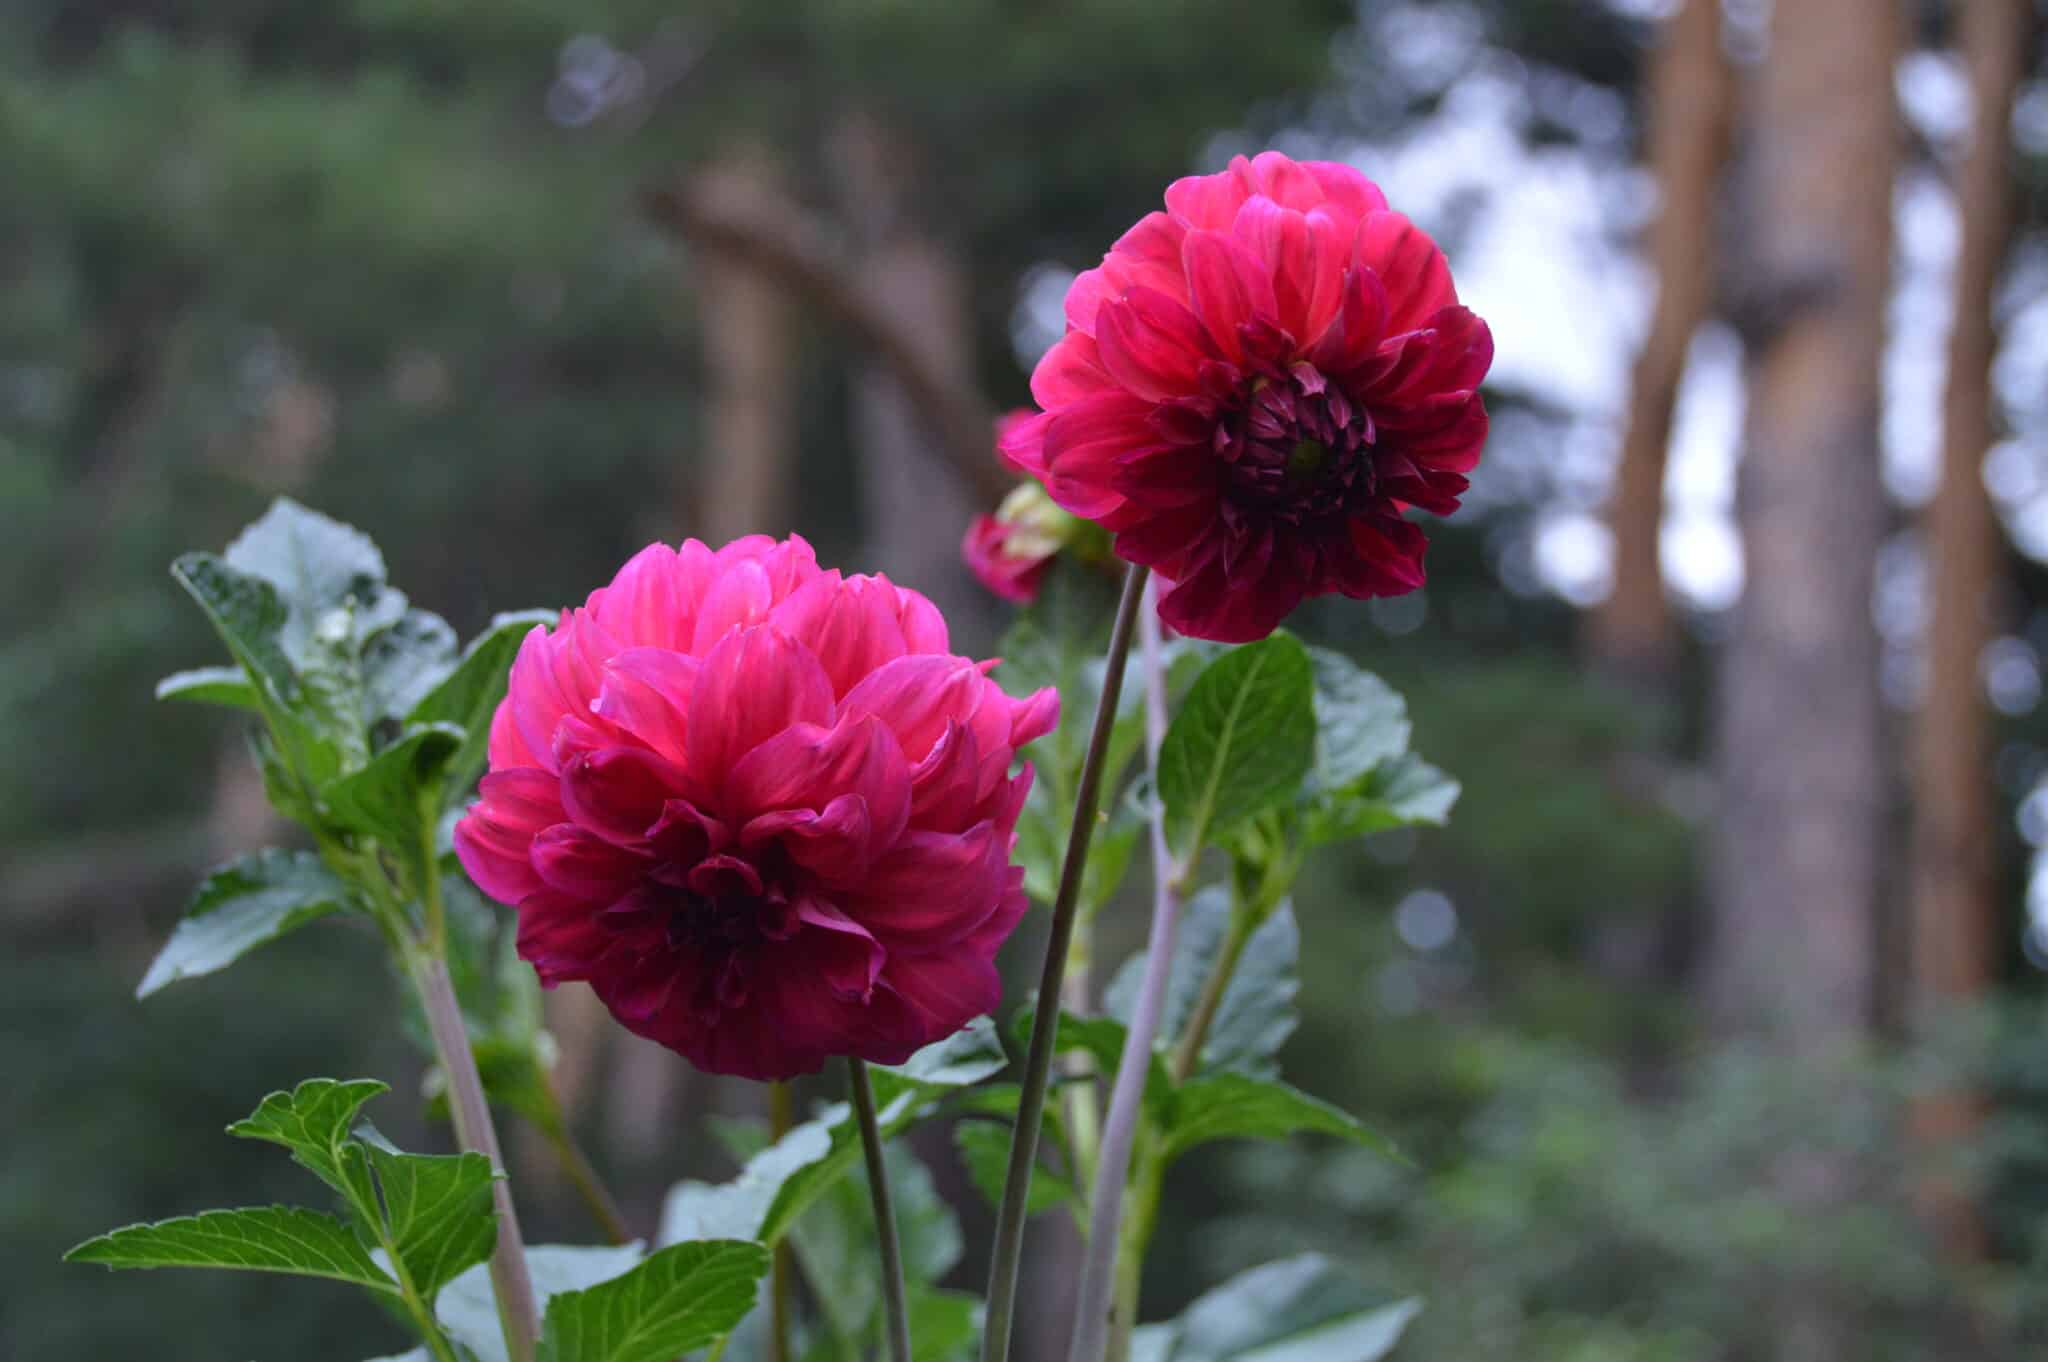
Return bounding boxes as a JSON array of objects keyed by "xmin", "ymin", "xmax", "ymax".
[
  {"xmin": 1181, "ymin": 230, "xmax": 1279, "ymax": 363},
  {"xmin": 685, "ymin": 626, "xmax": 835, "ymax": 782}
]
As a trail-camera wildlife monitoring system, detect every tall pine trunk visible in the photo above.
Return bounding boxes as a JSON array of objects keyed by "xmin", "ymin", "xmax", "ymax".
[
  {"xmin": 1708, "ymin": 0, "xmax": 1896, "ymax": 1050},
  {"xmin": 1907, "ymin": 0, "xmax": 2028, "ymax": 1262},
  {"xmin": 1590, "ymin": 0, "xmax": 1735, "ymax": 686}
]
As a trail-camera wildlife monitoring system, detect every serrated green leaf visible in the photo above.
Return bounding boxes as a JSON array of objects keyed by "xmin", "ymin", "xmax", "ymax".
[
  {"xmin": 1299, "ymin": 754, "xmax": 1459, "ymax": 850},
  {"xmin": 322, "ymin": 721, "xmax": 465, "ymax": 853},
  {"xmin": 1162, "ymin": 1073, "xmax": 1399, "ymax": 1163},
  {"xmin": 1199, "ymin": 903, "xmax": 1300, "ymax": 1077},
  {"xmin": 364, "ymin": 607, "xmax": 461, "ymax": 723},
  {"xmin": 1008, "ymin": 1006, "xmax": 1172, "ymax": 1119},
  {"xmin": 411, "ymin": 610, "xmax": 554, "ymax": 795},
  {"xmin": 65, "ymin": 1206, "xmax": 396, "ymax": 1294},
  {"xmin": 228, "ymin": 1077, "xmax": 389, "ymax": 1214},
  {"xmin": 659, "ymin": 1026, "xmax": 999, "ymax": 1249},
  {"xmin": 137, "ymin": 848, "xmax": 356, "ymax": 997},
  {"xmin": 1154, "ymin": 1255, "xmax": 1417, "ymax": 1362},
  {"xmin": 788, "ymin": 1143, "xmax": 962, "ymax": 1343},
  {"xmin": 439, "ymin": 1243, "xmax": 645, "ymax": 1362},
  {"xmin": 954, "ymin": 1121, "xmax": 1076, "ymax": 1216},
  {"xmin": 1304, "ymin": 648, "xmax": 1410, "ymax": 795},
  {"xmin": 365, "ymin": 1145, "xmax": 498, "ymax": 1300},
  {"xmin": 537, "ymin": 1238, "xmax": 770, "ymax": 1362},
  {"xmin": 1158, "ymin": 636, "xmax": 1316, "ymax": 856},
  {"xmin": 222, "ymin": 497, "xmax": 393, "ymax": 667},
  {"xmin": 155, "ymin": 665, "xmax": 260, "ymax": 710}
]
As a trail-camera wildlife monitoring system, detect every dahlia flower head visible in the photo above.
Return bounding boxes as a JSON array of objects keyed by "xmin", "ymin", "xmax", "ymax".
[
  {"xmin": 454, "ymin": 536, "xmax": 1057, "ymax": 1081},
  {"xmin": 1003, "ymin": 151, "xmax": 1493, "ymax": 642}
]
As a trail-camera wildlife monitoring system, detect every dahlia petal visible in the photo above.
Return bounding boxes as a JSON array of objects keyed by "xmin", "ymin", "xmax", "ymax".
[
  {"xmin": 649, "ymin": 796, "xmax": 728, "ymax": 866},
  {"xmin": 531, "ymin": 823, "xmax": 650, "ymax": 900},
  {"xmin": 792, "ymin": 895, "xmax": 885, "ymax": 1000},
  {"xmin": 454, "ymin": 768, "xmax": 564, "ymax": 905},
  {"xmin": 769, "ymin": 575, "xmax": 910, "ymax": 699},
  {"xmin": 514, "ymin": 888, "xmax": 618, "ymax": 983},
  {"xmin": 1006, "ymin": 684, "xmax": 1060, "ymax": 749},
  {"xmin": 1039, "ymin": 394, "xmax": 1156, "ymax": 519},
  {"xmin": 962, "ymin": 515, "xmax": 1048, "ymax": 604},
  {"xmin": 724, "ymin": 715, "xmax": 911, "ymax": 850},
  {"xmin": 595, "ymin": 648, "xmax": 697, "ymax": 763},
  {"xmin": 1094, "ymin": 288, "xmax": 1211, "ymax": 402},
  {"xmin": 1231, "ymin": 196, "xmax": 1321, "ymax": 342},
  {"xmin": 842, "ymin": 823, "xmax": 1008, "ymax": 949},
  {"xmin": 561, "ymin": 745, "xmax": 691, "ymax": 846},
  {"xmin": 1031, "ymin": 330, "xmax": 1116, "ymax": 408},
  {"xmin": 507, "ymin": 625, "xmax": 579, "ymax": 774},
  {"xmin": 744, "ymin": 794, "xmax": 877, "ymax": 883},
  {"xmin": 1301, "ymin": 160, "xmax": 1389, "ymax": 219},
  {"xmin": 486, "ymin": 692, "xmax": 543, "ymax": 770},
  {"xmin": 874, "ymin": 949, "xmax": 1001, "ymax": 1036},
  {"xmin": 1155, "ymin": 550, "xmax": 1301, "ymax": 643},
  {"xmin": 1355, "ymin": 211, "xmax": 1458, "ymax": 335},
  {"xmin": 905, "ymin": 720, "xmax": 982, "ymax": 826},
  {"xmin": 837, "ymin": 655, "xmax": 985, "ymax": 765},
  {"xmin": 1181, "ymin": 230, "xmax": 1279, "ymax": 364},
  {"xmin": 1309, "ymin": 265, "xmax": 1389, "ymax": 374},
  {"xmin": 996, "ymin": 410, "xmax": 1054, "ymax": 480},
  {"xmin": 893, "ymin": 581, "xmax": 951, "ymax": 654},
  {"xmin": 1164, "ymin": 157, "xmax": 1258, "ymax": 230},
  {"xmin": 587, "ymin": 543, "xmax": 689, "ymax": 651},
  {"xmin": 689, "ymin": 558, "xmax": 776, "ymax": 652},
  {"xmin": 685, "ymin": 625, "xmax": 835, "ymax": 782},
  {"xmin": 1242, "ymin": 151, "xmax": 1318, "ymax": 210}
]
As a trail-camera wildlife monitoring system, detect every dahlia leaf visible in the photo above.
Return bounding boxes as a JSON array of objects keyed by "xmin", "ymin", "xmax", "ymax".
[
  {"xmin": 170, "ymin": 552, "xmax": 343, "ymax": 791},
  {"xmin": 136, "ymin": 848, "xmax": 358, "ymax": 997},
  {"xmin": 64, "ymin": 1206, "xmax": 397, "ymax": 1295},
  {"xmin": 903, "ymin": 1287, "xmax": 982, "ymax": 1362},
  {"xmin": 221, "ymin": 497, "xmax": 395, "ymax": 669},
  {"xmin": 1161, "ymin": 1072, "xmax": 1401, "ymax": 1164},
  {"xmin": 1158, "ymin": 634, "xmax": 1316, "ymax": 857},
  {"xmin": 1303, "ymin": 648, "xmax": 1411, "ymax": 795},
  {"xmin": 155, "ymin": 664, "xmax": 261, "ymax": 710},
  {"xmin": 227, "ymin": 1077, "xmax": 390, "ymax": 1214},
  {"xmin": 954, "ymin": 1120, "xmax": 1078, "ymax": 1217},
  {"xmin": 364, "ymin": 607, "xmax": 462, "ymax": 724},
  {"xmin": 1298, "ymin": 754, "xmax": 1458, "ymax": 850},
  {"xmin": 870, "ymin": 1014, "xmax": 1008, "ymax": 1097},
  {"xmin": 410, "ymin": 609, "xmax": 556, "ymax": 797},
  {"xmin": 1007, "ymin": 1006, "xmax": 1173, "ymax": 1120},
  {"xmin": 535, "ymin": 1238, "xmax": 770, "ymax": 1362},
  {"xmin": 1105, "ymin": 890, "xmax": 1299, "ymax": 1078},
  {"xmin": 438, "ymin": 1243, "xmax": 645, "ymax": 1362},
  {"xmin": 320, "ymin": 721, "xmax": 466, "ymax": 863},
  {"xmin": 362, "ymin": 1144, "xmax": 499, "ymax": 1301},
  {"xmin": 1137, "ymin": 1254, "xmax": 1418, "ymax": 1362},
  {"xmin": 786, "ymin": 1142, "xmax": 961, "ymax": 1344},
  {"xmin": 658, "ymin": 1027, "xmax": 998, "ymax": 1253}
]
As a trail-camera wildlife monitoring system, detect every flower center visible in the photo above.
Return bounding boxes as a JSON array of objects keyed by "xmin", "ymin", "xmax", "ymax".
[{"xmin": 1223, "ymin": 365, "xmax": 1377, "ymax": 524}]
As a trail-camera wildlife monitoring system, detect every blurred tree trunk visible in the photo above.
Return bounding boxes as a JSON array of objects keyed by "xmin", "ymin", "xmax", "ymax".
[
  {"xmin": 1906, "ymin": 0, "xmax": 2029, "ymax": 1264},
  {"xmin": 1708, "ymin": 0, "xmax": 1896, "ymax": 1051},
  {"xmin": 829, "ymin": 112, "xmax": 984, "ymax": 628},
  {"xmin": 1589, "ymin": 0, "xmax": 1735, "ymax": 687},
  {"xmin": 1707, "ymin": 2, "xmax": 1897, "ymax": 1356}
]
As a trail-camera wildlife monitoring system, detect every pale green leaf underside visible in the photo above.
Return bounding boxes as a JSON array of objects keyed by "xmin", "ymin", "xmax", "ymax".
[
  {"xmin": 537, "ymin": 1238, "xmax": 770, "ymax": 1362},
  {"xmin": 136, "ymin": 848, "xmax": 354, "ymax": 998},
  {"xmin": 65, "ymin": 1206, "xmax": 394, "ymax": 1294}
]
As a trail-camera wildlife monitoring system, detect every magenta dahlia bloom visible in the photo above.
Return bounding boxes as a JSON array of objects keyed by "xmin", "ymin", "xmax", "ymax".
[
  {"xmin": 1002, "ymin": 151, "xmax": 1493, "ymax": 642},
  {"xmin": 454, "ymin": 535, "xmax": 1057, "ymax": 1080}
]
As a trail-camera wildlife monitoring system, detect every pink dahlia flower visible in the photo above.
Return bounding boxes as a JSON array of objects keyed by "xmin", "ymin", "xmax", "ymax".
[
  {"xmin": 1002, "ymin": 151, "xmax": 1493, "ymax": 642},
  {"xmin": 961, "ymin": 480, "xmax": 1081, "ymax": 604},
  {"xmin": 454, "ymin": 535, "xmax": 1058, "ymax": 1080}
]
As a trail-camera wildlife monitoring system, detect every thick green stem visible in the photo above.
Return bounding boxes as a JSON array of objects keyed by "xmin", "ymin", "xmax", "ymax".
[
  {"xmin": 539, "ymin": 1114, "xmax": 633, "ymax": 1247},
  {"xmin": 1168, "ymin": 913, "xmax": 1252, "ymax": 1084},
  {"xmin": 848, "ymin": 1060, "xmax": 912, "ymax": 1362},
  {"xmin": 1070, "ymin": 576, "xmax": 1177, "ymax": 1362},
  {"xmin": 982, "ymin": 563, "xmax": 1149, "ymax": 1362},
  {"xmin": 411, "ymin": 950, "xmax": 541, "ymax": 1362},
  {"xmin": 768, "ymin": 1081, "xmax": 796, "ymax": 1362}
]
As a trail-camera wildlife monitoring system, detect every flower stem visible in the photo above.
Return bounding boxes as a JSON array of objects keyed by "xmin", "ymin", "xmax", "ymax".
[
  {"xmin": 982, "ymin": 562, "xmax": 1149, "ymax": 1362},
  {"xmin": 768, "ymin": 1080, "xmax": 796, "ymax": 1362},
  {"xmin": 411, "ymin": 949, "xmax": 541, "ymax": 1362},
  {"xmin": 1168, "ymin": 912, "xmax": 1251, "ymax": 1084},
  {"xmin": 538, "ymin": 1114, "xmax": 633, "ymax": 1247},
  {"xmin": 847, "ymin": 1059, "xmax": 912, "ymax": 1362},
  {"xmin": 1069, "ymin": 576, "xmax": 1180, "ymax": 1362}
]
